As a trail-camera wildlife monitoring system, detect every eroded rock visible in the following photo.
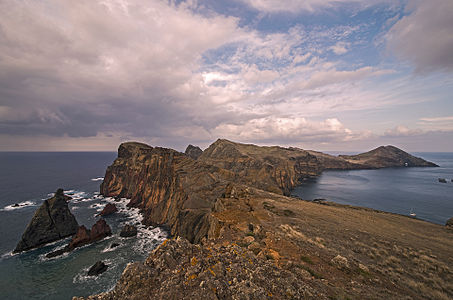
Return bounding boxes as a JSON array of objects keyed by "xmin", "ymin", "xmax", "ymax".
[
  {"xmin": 88, "ymin": 261, "xmax": 108, "ymax": 276},
  {"xmin": 14, "ymin": 189, "xmax": 78, "ymax": 253},
  {"xmin": 119, "ymin": 224, "xmax": 137, "ymax": 237}
]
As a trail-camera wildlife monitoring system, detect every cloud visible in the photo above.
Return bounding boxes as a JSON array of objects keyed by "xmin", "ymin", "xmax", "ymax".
[
  {"xmin": 386, "ymin": 0, "xmax": 453, "ymax": 72},
  {"xmin": 239, "ymin": 0, "xmax": 383, "ymax": 13},
  {"xmin": 383, "ymin": 125, "xmax": 423, "ymax": 137},
  {"xmin": 418, "ymin": 116, "xmax": 453, "ymax": 131},
  {"xmin": 329, "ymin": 42, "xmax": 349, "ymax": 55},
  {"xmin": 0, "ymin": 0, "xmax": 245, "ymax": 143},
  {"xmin": 211, "ymin": 116, "xmax": 371, "ymax": 145}
]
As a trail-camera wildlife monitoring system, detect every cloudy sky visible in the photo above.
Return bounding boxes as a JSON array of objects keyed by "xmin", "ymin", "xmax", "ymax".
[{"xmin": 0, "ymin": 0, "xmax": 452, "ymax": 152}]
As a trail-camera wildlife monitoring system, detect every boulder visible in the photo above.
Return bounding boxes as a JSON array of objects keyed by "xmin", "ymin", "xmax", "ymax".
[
  {"xmin": 446, "ymin": 218, "xmax": 453, "ymax": 227},
  {"xmin": 87, "ymin": 261, "xmax": 108, "ymax": 276},
  {"xmin": 120, "ymin": 224, "xmax": 138, "ymax": 237},
  {"xmin": 14, "ymin": 189, "xmax": 78, "ymax": 253},
  {"xmin": 99, "ymin": 203, "xmax": 117, "ymax": 216},
  {"xmin": 331, "ymin": 255, "xmax": 350, "ymax": 270}
]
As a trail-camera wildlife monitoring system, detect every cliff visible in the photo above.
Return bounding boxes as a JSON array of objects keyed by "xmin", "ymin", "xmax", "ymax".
[
  {"xmin": 87, "ymin": 140, "xmax": 450, "ymax": 300},
  {"xmin": 14, "ymin": 189, "xmax": 78, "ymax": 253},
  {"xmin": 100, "ymin": 142, "xmax": 233, "ymax": 243}
]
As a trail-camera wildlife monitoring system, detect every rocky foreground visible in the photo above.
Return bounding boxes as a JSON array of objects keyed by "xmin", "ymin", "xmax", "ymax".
[{"xmin": 79, "ymin": 140, "xmax": 452, "ymax": 300}]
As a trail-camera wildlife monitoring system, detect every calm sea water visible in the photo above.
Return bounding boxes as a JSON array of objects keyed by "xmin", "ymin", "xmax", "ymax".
[
  {"xmin": 0, "ymin": 152, "xmax": 168, "ymax": 300},
  {"xmin": 292, "ymin": 152, "xmax": 453, "ymax": 225}
]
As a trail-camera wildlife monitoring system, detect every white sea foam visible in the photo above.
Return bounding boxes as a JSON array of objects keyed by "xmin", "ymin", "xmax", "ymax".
[
  {"xmin": 0, "ymin": 200, "xmax": 36, "ymax": 211},
  {"xmin": 91, "ymin": 177, "xmax": 104, "ymax": 182}
]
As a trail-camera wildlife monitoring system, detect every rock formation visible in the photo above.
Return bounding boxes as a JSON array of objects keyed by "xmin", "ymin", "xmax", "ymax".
[
  {"xmin": 119, "ymin": 224, "xmax": 137, "ymax": 237},
  {"xmin": 100, "ymin": 140, "xmax": 438, "ymax": 245},
  {"xmin": 87, "ymin": 261, "xmax": 108, "ymax": 276},
  {"xmin": 79, "ymin": 140, "xmax": 451, "ymax": 300},
  {"xmin": 14, "ymin": 189, "xmax": 78, "ymax": 253},
  {"xmin": 98, "ymin": 203, "xmax": 117, "ymax": 216},
  {"xmin": 446, "ymin": 217, "xmax": 453, "ymax": 227},
  {"xmin": 184, "ymin": 144, "xmax": 203, "ymax": 160},
  {"xmin": 46, "ymin": 219, "xmax": 111, "ymax": 258}
]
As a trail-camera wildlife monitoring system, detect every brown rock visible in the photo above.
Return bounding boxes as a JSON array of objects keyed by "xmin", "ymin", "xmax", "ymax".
[
  {"xmin": 99, "ymin": 203, "xmax": 117, "ymax": 216},
  {"xmin": 446, "ymin": 217, "xmax": 453, "ymax": 227}
]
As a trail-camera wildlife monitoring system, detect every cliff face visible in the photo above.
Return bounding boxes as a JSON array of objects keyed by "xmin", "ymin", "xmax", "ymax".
[
  {"xmin": 14, "ymin": 189, "xmax": 78, "ymax": 253},
  {"xmin": 100, "ymin": 142, "xmax": 233, "ymax": 243}
]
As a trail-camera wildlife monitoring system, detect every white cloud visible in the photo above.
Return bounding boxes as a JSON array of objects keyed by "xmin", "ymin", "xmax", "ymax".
[
  {"xmin": 386, "ymin": 0, "xmax": 453, "ymax": 72},
  {"xmin": 383, "ymin": 125, "xmax": 423, "ymax": 137},
  {"xmin": 211, "ymin": 116, "xmax": 370, "ymax": 144},
  {"xmin": 329, "ymin": 42, "xmax": 349, "ymax": 55},
  {"xmin": 239, "ymin": 0, "xmax": 384, "ymax": 13}
]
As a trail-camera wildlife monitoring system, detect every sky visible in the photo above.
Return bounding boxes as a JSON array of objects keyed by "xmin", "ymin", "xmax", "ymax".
[{"xmin": 0, "ymin": 0, "xmax": 452, "ymax": 152}]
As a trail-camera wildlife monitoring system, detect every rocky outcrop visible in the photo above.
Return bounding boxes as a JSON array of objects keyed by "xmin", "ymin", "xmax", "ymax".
[
  {"xmin": 98, "ymin": 203, "xmax": 117, "ymax": 216},
  {"xmin": 100, "ymin": 142, "xmax": 233, "ymax": 243},
  {"xmin": 88, "ymin": 261, "xmax": 108, "ymax": 276},
  {"xmin": 338, "ymin": 145, "xmax": 438, "ymax": 168},
  {"xmin": 446, "ymin": 218, "xmax": 453, "ymax": 227},
  {"xmin": 46, "ymin": 219, "xmax": 111, "ymax": 258},
  {"xmin": 69, "ymin": 219, "xmax": 111, "ymax": 250},
  {"xmin": 14, "ymin": 189, "xmax": 78, "ymax": 253},
  {"xmin": 75, "ymin": 237, "xmax": 324, "ymax": 300},
  {"xmin": 120, "ymin": 224, "xmax": 137, "ymax": 237},
  {"xmin": 184, "ymin": 144, "xmax": 203, "ymax": 160}
]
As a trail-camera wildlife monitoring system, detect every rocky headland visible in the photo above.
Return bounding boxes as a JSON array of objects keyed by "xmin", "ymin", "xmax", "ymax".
[
  {"xmin": 14, "ymin": 189, "xmax": 78, "ymax": 253},
  {"xmin": 78, "ymin": 139, "xmax": 451, "ymax": 299}
]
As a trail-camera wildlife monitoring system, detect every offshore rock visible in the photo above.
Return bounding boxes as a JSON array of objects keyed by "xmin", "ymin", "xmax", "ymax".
[
  {"xmin": 99, "ymin": 203, "xmax": 117, "ymax": 216},
  {"xmin": 46, "ymin": 219, "xmax": 111, "ymax": 258},
  {"xmin": 69, "ymin": 219, "xmax": 112, "ymax": 250},
  {"xmin": 184, "ymin": 144, "xmax": 203, "ymax": 160},
  {"xmin": 88, "ymin": 261, "xmax": 108, "ymax": 276},
  {"xmin": 120, "ymin": 224, "xmax": 137, "ymax": 237},
  {"xmin": 14, "ymin": 189, "xmax": 78, "ymax": 253}
]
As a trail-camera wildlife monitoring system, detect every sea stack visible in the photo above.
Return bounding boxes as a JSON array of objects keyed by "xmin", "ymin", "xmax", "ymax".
[{"xmin": 14, "ymin": 189, "xmax": 78, "ymax": 253}]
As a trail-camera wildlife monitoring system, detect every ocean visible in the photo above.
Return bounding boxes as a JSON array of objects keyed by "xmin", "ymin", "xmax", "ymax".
[
  {"xmin": 0, "ymin": 152, "xmax": 452, "ymax": 299},
  {"xmin": 292, "ymin": 152, "xmax": 453, "ymax": 225},
  {"xmin": 0, "ymin": 152, "xmax": 168, "ymax": 300}
]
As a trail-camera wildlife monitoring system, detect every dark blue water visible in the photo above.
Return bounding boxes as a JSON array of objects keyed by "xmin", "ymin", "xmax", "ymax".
[
  {"xmin": 0, "ymin": 152, "xmax": 168, "ymax": 300},
  {"xmin": 292, "ymin": 153, "xmax": 453, "ymax": 225}
]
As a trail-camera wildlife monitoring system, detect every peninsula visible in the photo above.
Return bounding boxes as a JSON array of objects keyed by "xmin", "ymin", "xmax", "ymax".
[{"xmin": 76, "ymin": 139, "xmax": 450, "ymax": 299}]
